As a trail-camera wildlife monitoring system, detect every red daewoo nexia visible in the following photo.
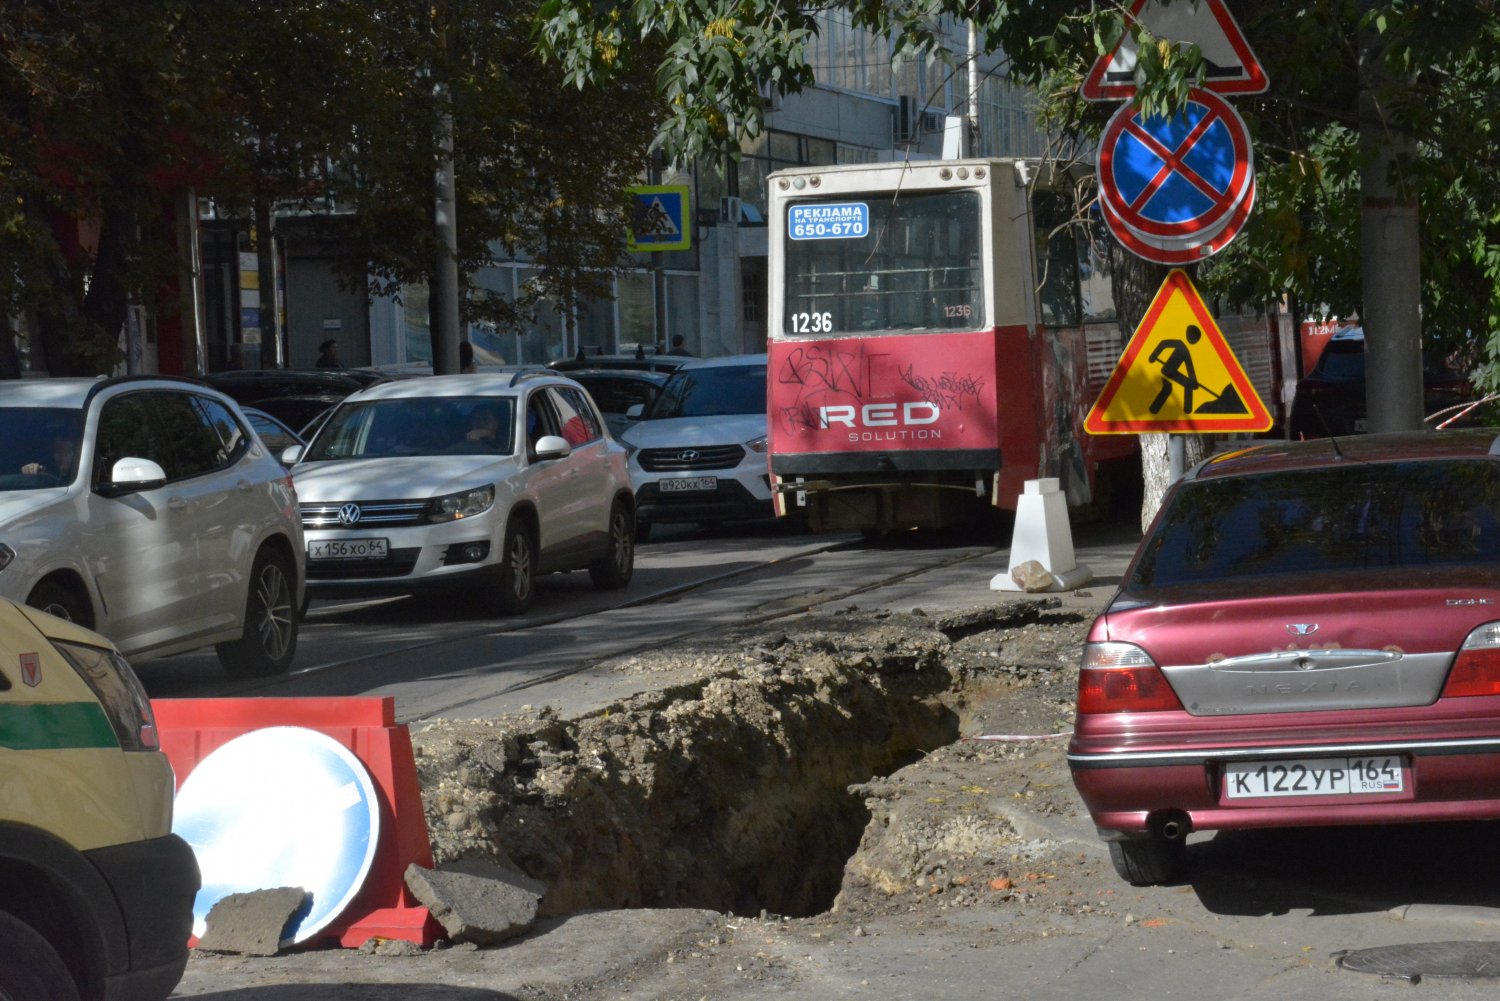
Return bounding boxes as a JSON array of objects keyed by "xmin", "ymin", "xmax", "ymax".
[{"xmin": 1070, "ymin": 430, "xmax": 1500, "ymax": 885}]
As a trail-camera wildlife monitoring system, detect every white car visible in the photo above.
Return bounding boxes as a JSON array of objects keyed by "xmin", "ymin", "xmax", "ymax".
[
  {"xmin": 289, "ymin": 372, "xmax": 635, "ymax": 612},
  {"xmin": 0, "ymin": 376, "xmax": 305, "ymax": 675},
  {"xmin": 616, "ymin": 354, "xmax": 772, "ymax": 540}
]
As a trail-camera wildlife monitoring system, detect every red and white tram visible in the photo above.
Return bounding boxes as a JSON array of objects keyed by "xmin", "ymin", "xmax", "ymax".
[{"xmin": 766, "ymin": 158, "xmax": 1141, "ymax": 533}]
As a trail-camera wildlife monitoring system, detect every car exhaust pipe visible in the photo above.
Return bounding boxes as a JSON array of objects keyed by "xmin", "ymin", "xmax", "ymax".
[{"xmin": 1151, "ymin": 810, "xmax": 1191, "ymax": 842}]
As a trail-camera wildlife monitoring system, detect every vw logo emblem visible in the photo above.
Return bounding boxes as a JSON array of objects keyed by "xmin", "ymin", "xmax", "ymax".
[
  {"xmin": 1286, "ymin": 623, "xmax": 1318, "ymax": 636},
  {"xmin": 338, "ymin": 503, "xmax": 363, "ymax": 526},
  {"xmin": 678, "ymin": 449, "xmax": 700, "ymax": 462}
]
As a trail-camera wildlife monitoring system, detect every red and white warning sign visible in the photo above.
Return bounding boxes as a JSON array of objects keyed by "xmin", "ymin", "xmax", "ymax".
[{"xmin": 1082, "ymin": 0, "xmax": 1268, "ymax": 102}]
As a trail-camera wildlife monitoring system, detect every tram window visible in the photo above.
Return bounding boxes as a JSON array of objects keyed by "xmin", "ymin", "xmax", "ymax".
[
  {"xmin": 782, "ymin": 190, "xmax": 982, "ymax": 336},
  {"xmin": 1079, "ymin": 210, "xmax": 1118, "ymax": 323},
  {"xmin": 1032, "ymin": 192, "xmax": 1081, "ymax": 327}
]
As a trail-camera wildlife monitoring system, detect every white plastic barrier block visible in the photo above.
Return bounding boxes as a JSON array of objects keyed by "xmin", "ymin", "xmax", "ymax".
[{"xmin": 990, "ymin": 478, "xmax": 1093, "ymax": 592}]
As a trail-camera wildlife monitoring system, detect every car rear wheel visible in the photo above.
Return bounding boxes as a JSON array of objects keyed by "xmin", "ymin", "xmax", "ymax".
[
  {"xmin": 589, "ymin": 501, "xmax": 635, "ymax": 590},
  {"xmin": 216, "ymin": 548, "xmax": 298, "ymax": 677},
  {"xmin": 1107, "ymin": 835, "xmax": 1184, "ymax": 886},
  {"xmin": 25, "ymin": 580, "xmax": 91, "ymax": 629},
  {"xmin": 494, "ymin": 519, "xmax": 536, "ymax": 615},
  {"xmin": 0, "ymin": 911, "xmax": 81, "ymax": 1001}
]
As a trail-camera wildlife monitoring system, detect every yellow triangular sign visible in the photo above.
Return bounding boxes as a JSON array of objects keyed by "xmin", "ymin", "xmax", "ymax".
[{"xmin": 1085, "ymin": 270, "xmax": 1271, "ymax": 434}]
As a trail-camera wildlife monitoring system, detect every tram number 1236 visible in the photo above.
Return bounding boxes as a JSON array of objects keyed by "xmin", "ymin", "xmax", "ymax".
[{"xmin": 790, "ymin": 312, "xmax": 834, "ymax": 334}]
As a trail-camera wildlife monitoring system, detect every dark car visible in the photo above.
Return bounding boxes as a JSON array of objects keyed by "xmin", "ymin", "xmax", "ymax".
[
  {"xmin": 548, "ymin": 353, "xmax": 686, "ymax": 375},
  {"xmin": 1288, "ymin": 326, "xmax": 1471, "ymax": 438},
  {"xmin": 243, "ymin": 406, "xmax": 305, "ymax": 460},
  {"xmin": 249, "ymin": 394, "xmax": 346, "ymax": 437},
  {"xmin": 1069, "ymin": 430, "xmax": 1500, "ymax": 886},
  {"xmin": 204, "ymin": 368, "xmax": 385, "ymax": 408},
  {"xmin": 568, "ymin": 368, "xmax": 668, "ymax": 438}
]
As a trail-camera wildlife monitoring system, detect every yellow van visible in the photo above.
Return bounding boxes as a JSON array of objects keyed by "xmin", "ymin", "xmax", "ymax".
[{"xmin": 0, "ymin": 599, "xmax": 198, "ymax": 1000}]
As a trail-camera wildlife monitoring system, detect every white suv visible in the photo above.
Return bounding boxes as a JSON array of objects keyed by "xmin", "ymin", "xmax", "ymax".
[
  {"xmin": 289, "ymin": 372, "xmax": 635, "ymax": 612},
  {"xmin": 0, "ymin": 377, "xmax": 305, "ymax": 676},
  {"xmin": 617, "ymin": 354, "xmax": 772, "ymax": 539}
]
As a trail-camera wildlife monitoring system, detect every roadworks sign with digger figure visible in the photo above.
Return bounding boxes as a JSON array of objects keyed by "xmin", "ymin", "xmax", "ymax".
[{"xmin": 1085, "ymin": 269, "xmax": 1271, "ymax": 434}]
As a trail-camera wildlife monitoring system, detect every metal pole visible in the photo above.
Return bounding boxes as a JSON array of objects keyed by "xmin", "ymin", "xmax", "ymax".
[
  {"xmin": 431, "ymin": 80, "xmax": 461, "ymax": 375},
  {"xmin": 1168, "ymin": 435, "xmax": 1185, "ymax": 483}
]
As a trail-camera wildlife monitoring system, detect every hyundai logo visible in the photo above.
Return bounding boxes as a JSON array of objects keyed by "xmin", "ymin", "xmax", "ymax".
[
  {"xmin": 1285, "ymin": 623, "xmax": 1319, "ymax": 636},
  {"xmin": 338, "ymin": 503, "xmax": 363, "ymax": 526},
  {"xmin": 678, "ymin": 449, "xmax": 701, "ymax": 462}
]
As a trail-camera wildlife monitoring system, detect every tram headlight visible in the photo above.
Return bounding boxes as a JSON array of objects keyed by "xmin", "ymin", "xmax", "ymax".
[{"xmin": 746, "ymin": 434, "xmax": 768, "ymax": 454}]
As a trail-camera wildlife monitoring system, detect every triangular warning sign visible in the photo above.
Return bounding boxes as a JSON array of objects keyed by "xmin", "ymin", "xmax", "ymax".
[
  {"xmin": 1081, "ymin": 0, "xmax": 1268, "ymax": 101},
  {"xmin": 1085, "ymin": 270, "xmax": 1271, "ymax": 434}
]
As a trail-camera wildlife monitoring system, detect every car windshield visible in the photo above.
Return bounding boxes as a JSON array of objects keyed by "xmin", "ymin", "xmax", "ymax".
[
  {"xmin": 1129, "ymin": 459, "xmax": 1500, "ymax": 594},
  {"xmin": 0, "ymin": 408, "xmax": 85, "ymax": 491},
  {"xmin": 646, "ymin": 364, "xmax": 767, "ymax": 419},
  {"xmin": 302, "ymin": 396, "xmax": 517, "ymax": 460}
]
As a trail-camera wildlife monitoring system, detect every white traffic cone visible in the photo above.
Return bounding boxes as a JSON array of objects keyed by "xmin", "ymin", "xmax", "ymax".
[{"xmin": 990, "ymin": 477, "xmax": 1093, "ymax": 592}]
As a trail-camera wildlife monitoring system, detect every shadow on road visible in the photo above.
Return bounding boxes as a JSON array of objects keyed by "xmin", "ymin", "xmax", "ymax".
[
  {"xmin": 1186, "ymin": 820, "xmax": 1500, "ymax": 917},
  {"xmin": 185, "ymin": 987, "xmax": 516, "ymax": 1000}
]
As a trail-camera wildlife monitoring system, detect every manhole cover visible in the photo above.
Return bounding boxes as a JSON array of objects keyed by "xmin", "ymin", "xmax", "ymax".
[{"xmin": 1338, "ymin": 942, "xmax": 1500, "ymax": 982}]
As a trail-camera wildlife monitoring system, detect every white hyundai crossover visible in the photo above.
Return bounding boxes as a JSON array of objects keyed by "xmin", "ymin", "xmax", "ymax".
[
  {"xmin": 616, "ymin": 354, "xmax": 772, "ymax": 540},
  {"xmin": 289, "ymin": 372, "xmax": 635, "ymax": 612},
  {"xmin": 0, "ymin": 376, "xmax": 304, "ymax": 676}
]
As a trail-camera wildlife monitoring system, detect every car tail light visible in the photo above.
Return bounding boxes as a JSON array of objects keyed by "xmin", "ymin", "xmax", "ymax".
[
  {"xmin": 1077, "ymin": 642, "xmax": 1183, "ymax": 714},
  {"xmin": 1441, "ymin": 622, "xmax": 1500, "ymax": 698},
  {"xmin": 51, "ymin": 640, "xmax": 160, "ymax": 750}
]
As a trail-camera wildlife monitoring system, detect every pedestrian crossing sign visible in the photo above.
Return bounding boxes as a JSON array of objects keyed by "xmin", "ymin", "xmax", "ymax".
[
  {"xmin": 627, "ymin": 185, "xmax": 691, "ymax": 252},
  {"xmin": 1084, "ymin": 269, "xmax": 1271, "ymax": 434}
]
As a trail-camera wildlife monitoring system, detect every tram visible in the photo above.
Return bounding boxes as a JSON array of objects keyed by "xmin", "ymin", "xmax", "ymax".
[{"xmin": 766, "ymin": 157, "xmax": 1141, "ymax": 533}]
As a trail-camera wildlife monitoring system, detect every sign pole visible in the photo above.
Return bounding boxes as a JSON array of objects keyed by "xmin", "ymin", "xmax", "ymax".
[{"xmin": 1168, "ymin": 435, "xmax": 1185, "ymax": 483}]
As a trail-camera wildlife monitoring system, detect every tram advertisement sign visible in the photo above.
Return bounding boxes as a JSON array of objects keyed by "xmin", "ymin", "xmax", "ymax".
[
  {"xmin": 1084, "ymin": 270, "xmax": 1271, "ymax": 434},
  {"xmin": 1096, "ymin": 89, "xmax": 1255, "ymax": 265},
  {"xmin": 788, "ymin": 203, "xmax": 870, "ymax": 240},
  {"xmin": 767, "ymin": 331, "xmax": 1000, "ymax": 455}
]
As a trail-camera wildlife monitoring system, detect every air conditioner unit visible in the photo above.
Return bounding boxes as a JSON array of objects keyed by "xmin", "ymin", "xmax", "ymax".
[
  {"xmin": 919, "ymin": 110, "xmax": 945, "ymax": 133},
  {"xmin": 758, "ymin": 82, "xmax": 780, "ymax": 112},
  {"xmin": 719, "ymin": 196, "xmax": 743, "ymax": 223}
]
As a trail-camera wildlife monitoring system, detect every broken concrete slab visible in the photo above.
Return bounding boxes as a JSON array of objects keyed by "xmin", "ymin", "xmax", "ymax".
[
  {"xmin": 196, "ymin": 886, "xmax": 309, "ymax": 956},
  {"xmin": 405, "ymin": 859, "xmax": 546, "ymax": 946}
]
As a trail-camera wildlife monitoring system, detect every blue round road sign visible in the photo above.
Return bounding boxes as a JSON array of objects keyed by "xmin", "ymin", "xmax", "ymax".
[{"xmin": 1098, "ymin": 89, "xmax": 1252, "ymax": 241}]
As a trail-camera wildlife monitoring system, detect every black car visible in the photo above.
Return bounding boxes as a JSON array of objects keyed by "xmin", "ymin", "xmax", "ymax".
[
  {"xmin": 1288, "ymin": 326, "xmax": 1472, "ymax": 439},
  {"xmin": 568, "ymin": 368, "xmax": 668, "ymax": 438},
  {"xmin": 204, "ymin": 368, "xmax": 385, "ymax": 407},
  {"xmin": 548, "ymin": 353, "xmax": 686, "ymax": 375}
]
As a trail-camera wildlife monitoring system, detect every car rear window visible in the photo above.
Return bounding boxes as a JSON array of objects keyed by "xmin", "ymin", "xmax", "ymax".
[{"xmin": 1129, "ymin": 459, "xmax": 1500, "ymax": 592}]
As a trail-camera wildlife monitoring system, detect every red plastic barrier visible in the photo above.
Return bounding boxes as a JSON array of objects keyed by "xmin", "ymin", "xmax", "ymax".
[{"xmin": 152, "ymin": 696, "xmax": 442, "ymax": 948}]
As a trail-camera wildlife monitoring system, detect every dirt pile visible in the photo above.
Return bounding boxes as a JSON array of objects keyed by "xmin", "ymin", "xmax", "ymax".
[{"xmin": 410, "ymin": 600, "xmax": 1095, "ymax": 922}]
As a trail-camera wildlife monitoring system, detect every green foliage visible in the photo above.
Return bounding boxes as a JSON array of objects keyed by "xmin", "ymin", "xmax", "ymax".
[{"xmin": 2, "ymin": 0, "xmax": 661, "ymax": 372}]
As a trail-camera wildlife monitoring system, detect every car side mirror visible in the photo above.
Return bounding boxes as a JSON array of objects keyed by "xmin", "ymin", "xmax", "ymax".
[
  {"xmin": 280, "ymin": 444, "xmax": 304, "ymax": 465},
  {"xmin": 625, "ymin": 403, "xmax": 645, "ymax": 419},
  {"xmin": 533, "ymin": 435, "xmax": 572, "ymax": 461},
  {"xmin": 99, "ymin": 457, "xmax": 167, "ymax": 497}
]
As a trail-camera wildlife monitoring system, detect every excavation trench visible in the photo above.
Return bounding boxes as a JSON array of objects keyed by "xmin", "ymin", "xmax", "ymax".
[{"xmin": 411, "ymin": 601, "xmax": 1083, "ymax": 919}]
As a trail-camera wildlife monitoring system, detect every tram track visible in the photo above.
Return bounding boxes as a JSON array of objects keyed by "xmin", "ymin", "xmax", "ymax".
[{"xmin": 182, "ymin": 535, "xmax": 1003, "ymax": 719}]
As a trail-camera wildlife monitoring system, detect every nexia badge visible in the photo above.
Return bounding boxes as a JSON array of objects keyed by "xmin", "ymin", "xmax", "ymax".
[
  {"xmin": 19, "ymin": 652, "xmax": 40, "ymax": 687},
  {"xmin": 789, "ymin": 203, "xmax": 869, "ymax": 240}
]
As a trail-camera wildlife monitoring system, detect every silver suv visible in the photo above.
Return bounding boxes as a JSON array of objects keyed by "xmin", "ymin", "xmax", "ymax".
[
  {"xmin": 289, "ymin": 371, "xmax": 635, "ymax": 612},
  {"xmin": 0, "ymin": 377, "xmax": 305, "ymax": 676}
]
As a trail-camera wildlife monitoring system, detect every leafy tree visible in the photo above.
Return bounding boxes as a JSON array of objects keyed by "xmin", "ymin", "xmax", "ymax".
[
  {"xmin": 538, "ymin": 0, "xmax": 1500, "ymax": 405},
  {"xmin": 2, "ymin": 0, "xmax": 661, "ymax": 375}
]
